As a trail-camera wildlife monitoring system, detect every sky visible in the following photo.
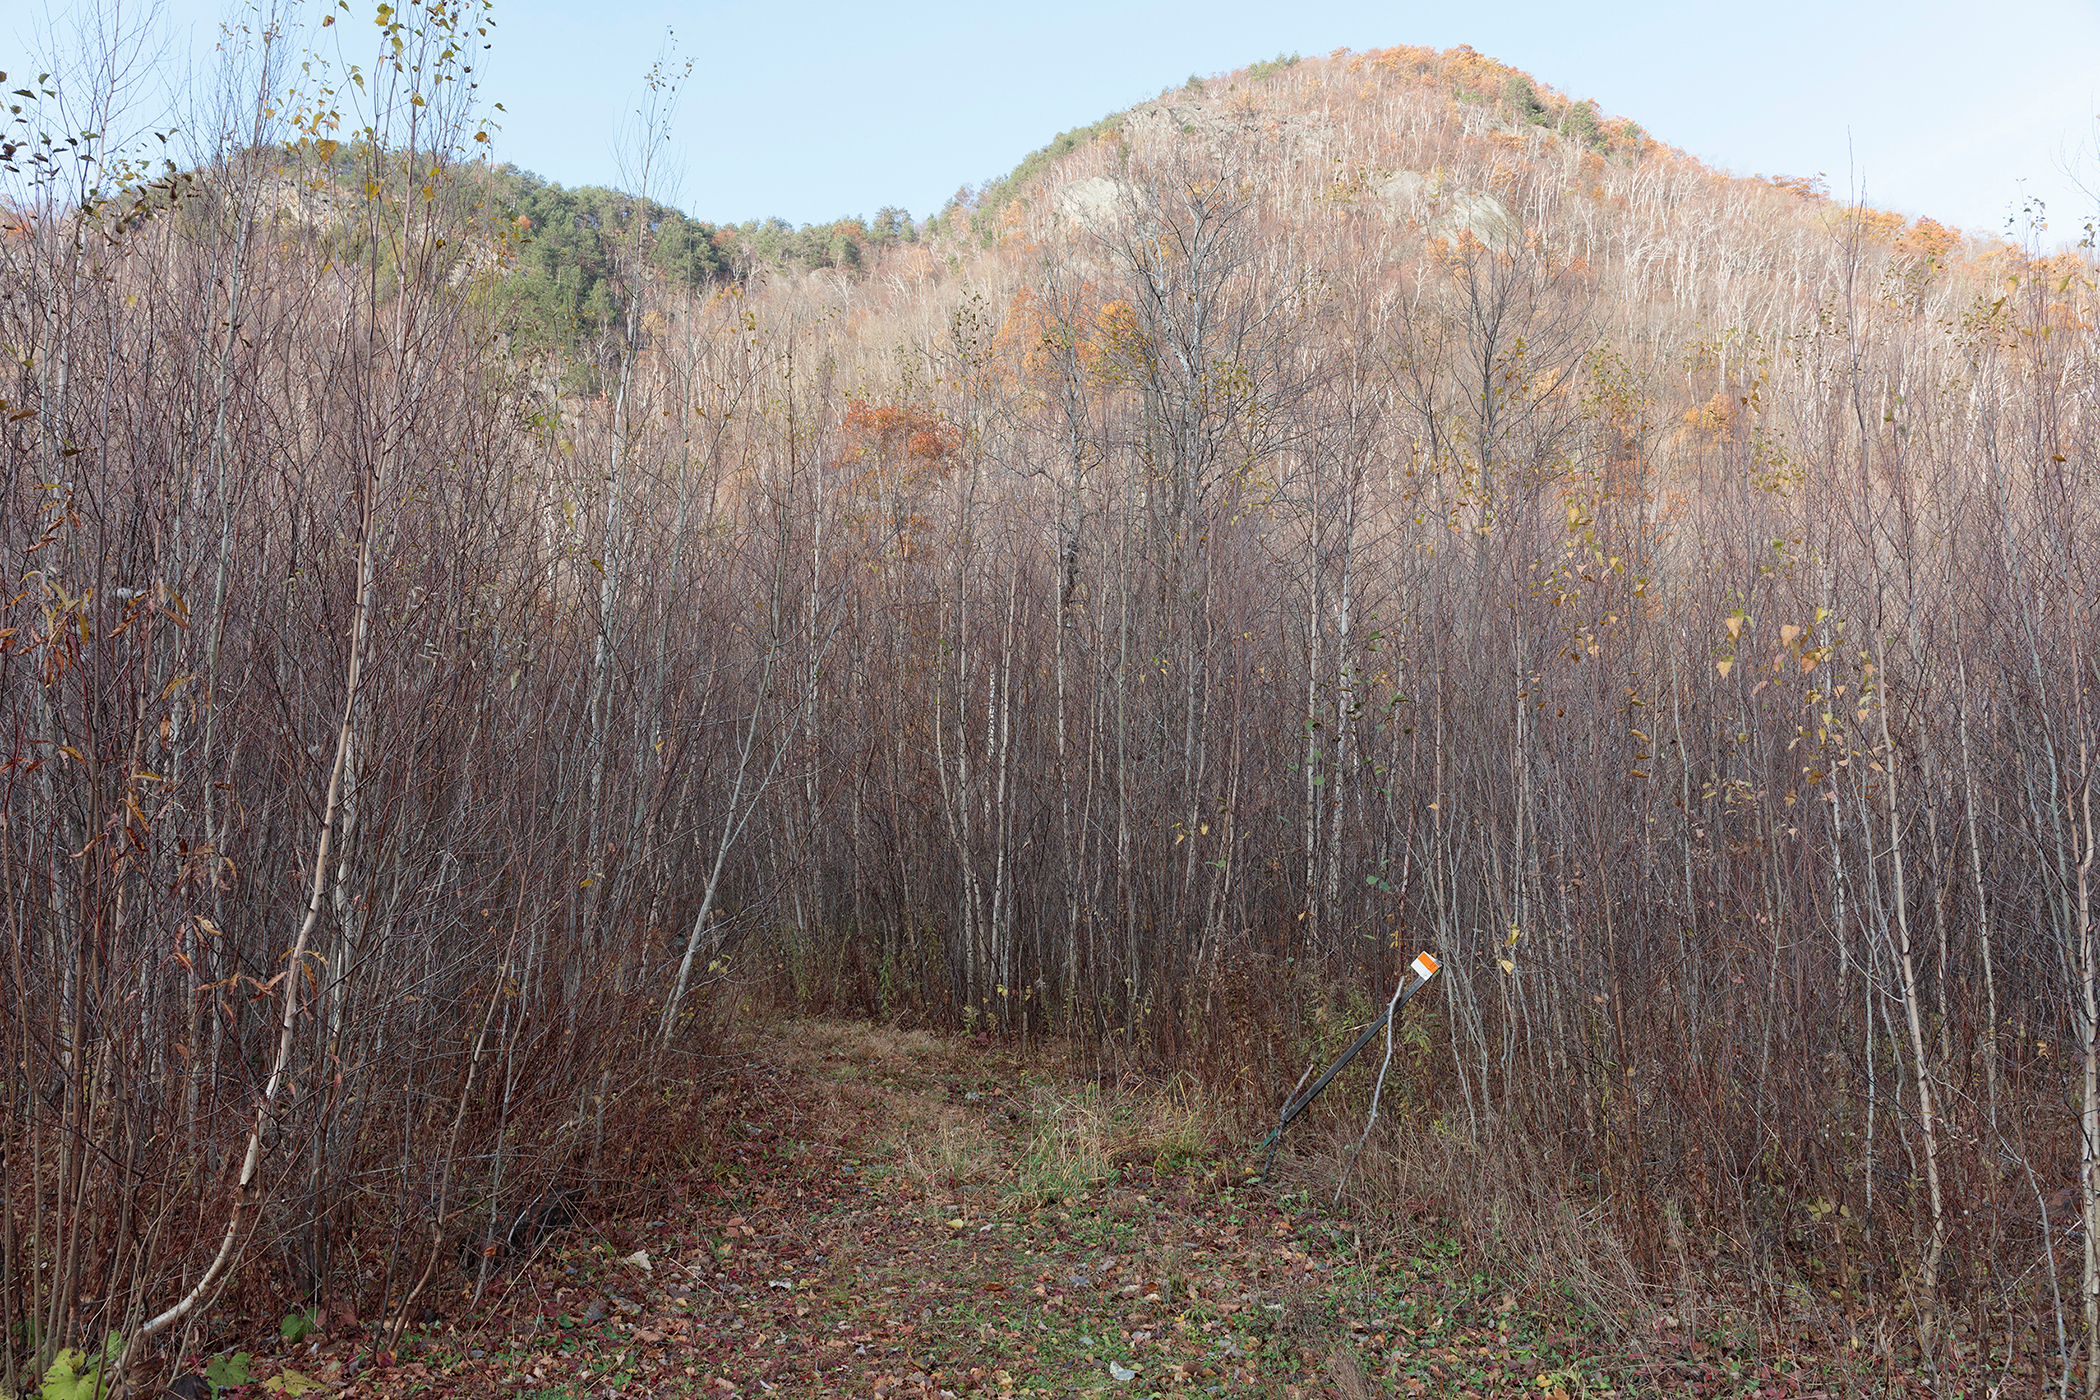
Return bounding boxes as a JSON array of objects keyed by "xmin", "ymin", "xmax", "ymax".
[{"xmin": 11, "ymin": 0, "xmax": 2100, "ymax": 245}]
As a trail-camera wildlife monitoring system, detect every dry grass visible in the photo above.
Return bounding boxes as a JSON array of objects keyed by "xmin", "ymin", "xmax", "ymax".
[
  {"xmin": 772, "ymin": 1018, "xmax": 999, "ymax": 1206},
  {"xmin": 777, "ymin": 1019, "xmax": 2039, "ymax": 1393},
  {"xmin": 1001, "ymin": 1083, "xmax": 1116, "ymax": 1212},
  {"xmin": 998, "ymin": 1074, "xmax": 1231, "ymax": 1213},
  {"xmin": 895, "ymin": 1107, "xmax": 993, "ymax": 1205},
  {"xmin": 1281, "ymin": 1114, "xmax": 1649, "ymax": 1334},
  {"xmin": 1110, "ymin": 1081, "xmax": 1217, "ymax": 1175},
  {"xmin": 1323, "ymin": 1342, "xmax": 1378, "ymax": 1400},
  {"xmin": 776, "ymin": 1017, "xmax": 954, "ymax": 1080}
]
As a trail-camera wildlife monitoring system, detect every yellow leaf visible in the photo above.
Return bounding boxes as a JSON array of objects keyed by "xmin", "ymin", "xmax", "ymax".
[
  {"xmin": 1497, "ymin": 958, "xmax": 1515, "ymax": 974},
  {"xmin": 1780, "ymin": 624, "xmax": 1801, "ymax": 645},
  {"xmin": 1716, "ymin": 659, "xmax": 1734, "ymax": 678},
  {"xmin": 1725, "ymin": 616, "xmax": 1743, "ymax": 639}
]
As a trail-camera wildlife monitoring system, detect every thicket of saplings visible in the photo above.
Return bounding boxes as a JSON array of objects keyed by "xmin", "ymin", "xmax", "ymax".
[{"xmin": 2, "ymin": 15, "xmax": 2094, "ymax": 1395}]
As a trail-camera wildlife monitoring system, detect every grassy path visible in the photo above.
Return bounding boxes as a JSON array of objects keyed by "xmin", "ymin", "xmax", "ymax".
[{"xmin": 259, "ymin": 1020, "xmax": 1952, "ymax": 1399}]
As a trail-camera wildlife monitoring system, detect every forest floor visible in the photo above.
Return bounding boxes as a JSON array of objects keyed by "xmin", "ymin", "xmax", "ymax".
[{"xmin": 232, "ymin": 1018, "xmax": 1977, "ymax": 1400}]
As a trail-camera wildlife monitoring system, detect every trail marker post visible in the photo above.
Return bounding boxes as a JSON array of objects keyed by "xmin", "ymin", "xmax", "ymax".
[{"xmin": 1255, "ymin": 951, "xmax": 1440, "ymax": 1179}]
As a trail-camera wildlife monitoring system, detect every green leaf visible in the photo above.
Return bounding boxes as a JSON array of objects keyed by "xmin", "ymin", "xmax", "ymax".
[
  {"xmin": 264, "ymin": 1369, "xmax": 323, "ymax": 1396},
  {"xmin": 40, "ymin": 1349, "xmax": 100, "ymax": 1400},
  {"xmin": 204, "ymin": 1351, "xmax": 253, "ymax": 1393},
  {"xmin": 41, "ymin": 1336, "xmax": 122, "ymax": 1400}
]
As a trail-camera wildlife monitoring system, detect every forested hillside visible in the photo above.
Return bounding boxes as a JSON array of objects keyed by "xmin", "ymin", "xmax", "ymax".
[
  {"xmin": 472, "ymin": 162, "xmax": 919, "ymax": 371},
  {"xmin": 4, "ymin": 13, "xmax": 2097, "ymax": 1396}
]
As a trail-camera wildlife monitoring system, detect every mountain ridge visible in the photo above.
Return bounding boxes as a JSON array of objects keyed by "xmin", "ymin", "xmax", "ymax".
[{"xmin": 458, "ymin": 41, "xmax": 1995, "ymax": 330}]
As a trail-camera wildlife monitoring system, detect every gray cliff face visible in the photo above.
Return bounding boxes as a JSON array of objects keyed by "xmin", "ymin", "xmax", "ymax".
[{"xmin": 1376, "ymin": 170, "xmax": 1522, "ymax": 250}]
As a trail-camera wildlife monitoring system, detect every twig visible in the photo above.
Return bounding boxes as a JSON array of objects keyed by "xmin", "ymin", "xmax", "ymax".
[
  {"xmin": 383, "ymin": 967, "xmax": 508, "ymax": 1357},
  {"xmin": 1336, "ymin": 975, "xmax": 1407, "ymax": 1205},
  {"xmin": 121, "ymin": 472, "xmax": 379, "ymax": 1383}
]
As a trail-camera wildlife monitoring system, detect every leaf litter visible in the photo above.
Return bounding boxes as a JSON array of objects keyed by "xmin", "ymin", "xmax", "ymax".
[{"xmin": 211, "ymin": 1020, "xmax": 1977, "ymax": 1399}]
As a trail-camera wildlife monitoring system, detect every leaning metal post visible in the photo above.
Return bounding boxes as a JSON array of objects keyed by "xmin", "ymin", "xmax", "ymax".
[{"xmin": 1255, "ymin": 952, "xmax": 1440, "ymax": 1179}]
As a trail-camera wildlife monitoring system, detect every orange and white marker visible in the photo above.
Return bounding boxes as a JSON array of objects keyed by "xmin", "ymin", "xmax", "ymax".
[{"xmin": 1410, "ymin": 951, "xmax": 1440, "ymax": 983}]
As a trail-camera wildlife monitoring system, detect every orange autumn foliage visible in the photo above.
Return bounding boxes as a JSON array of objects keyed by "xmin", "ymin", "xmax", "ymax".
[
  {"xmin": 834, "ymin": 399, "xmax": 963, "ymax": 557},
  {"xmin": 1897, "ymin": 217, "xmax": 1961, "ymax": 263}
]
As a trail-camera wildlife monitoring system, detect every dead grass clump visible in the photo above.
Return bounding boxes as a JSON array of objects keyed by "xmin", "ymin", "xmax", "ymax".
[
  {"xmin": 1288, "ymin": 1117, "xmax": 1646, "ymax": 1333},
  {"xmin": 1002, "ymin": 1084, "xmax": 1115, "ymax": 1212},
  {"xmin": 1001, "ymin": 1075, "xmax": 1233, "ymax": 1212},
  {"xmin": 1323, "ymin": 1343, "xmax": 1377, "ymax": 1400},
  {"xmin": 771, "ymin": 1017, "xmax": 974, "ymax": 1119},
  {"xmin": 894, "ymin": 1105, "xmax": 989, "ymax": 1200},
  {"xmin": 841, "ymin": 1021, "xmax": 949, "ymax": 1069},
  {"xmin": 1109, "ymin": 1081, "xmax": 1228, "ymax": 1177}
]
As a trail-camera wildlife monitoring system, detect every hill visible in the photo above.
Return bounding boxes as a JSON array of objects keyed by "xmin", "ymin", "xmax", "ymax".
[{"xmin": 475, "ymin": 164, "xmax": 923, "ymax": 362}]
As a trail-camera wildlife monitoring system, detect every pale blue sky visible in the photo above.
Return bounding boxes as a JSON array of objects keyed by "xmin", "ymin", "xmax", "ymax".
[{"xmin": 14, "ymin": 0, "xmax": 2100, "ymax": 243}]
